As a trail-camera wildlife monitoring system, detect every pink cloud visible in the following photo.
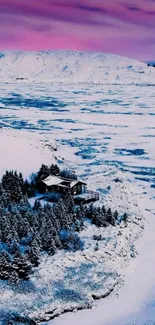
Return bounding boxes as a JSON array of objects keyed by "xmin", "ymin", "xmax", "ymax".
[{"xmin": 0, "ymin": 0, "xmax": 155, "ymax": 60}]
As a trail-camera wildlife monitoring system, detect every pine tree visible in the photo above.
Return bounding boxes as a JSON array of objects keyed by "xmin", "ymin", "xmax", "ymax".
[
  {"xmin": 65, "ymin": 193, "xmax": 75, "ymax": 214},
  {"xmin": 91, "ymin": 208, "xmax": 101, "ymax": 226},
  {"xmin": 87, "ymin": 203, "xmax": 95, "ymax": 219},
  {"xmin": 49, "ymin": 238, "xmax": 57, "ymax": 255},
  {"xmin": 94, "ymin": 242, "xmax": 99, "ymax": 251},
  {"xmin": 0, "ymin": 251, "xmax": 11, "ymax": 280},
  {"xmin": 19, "ymin": 172, "xmax": 24, "ymax": 191},
  {"xmin": 114, "ymin": 210, "xmax": 118, "ymax": 221},
  {"xmin": 1, "ymin": 216, "xmax": 10, "ymax": 243},
  {"xmin": 122, "ymin": 212, "xmax": 128, "ymax": 224},
  {"xmin": 50, "ymin": 164, "xmax": 60, "ymax": 176},
  {"xmin": 101, "ymin": 205, "xmax": 106, "ymax": 216},
  {"xmin": 9, "ymin": 239, "xmax": 20, "ymax": 255},
  {"xmin": 76, "ymin": 204, "xmax": 85, "ymax": 230},
  {"xmin": 2, "ymin": 171, "xmax": 23, "ymax": 202},
  {"xmin": 33, "ymin": 199, "xmax": 42, "ymax": 211},
  {"xmin": 9, "ymin": 270, "xmax": 19, "ymax": 284},
  {"xmin": 53, "ymin": 232, "xmax": 62, "ymax": 250},
  {"xmin": 23, "ymin": 179, "xmax": 34, "ymax": 197},
  {"xmin": 95, "ymin": 212, "xmax": 105, "ymax": 227},
  {"xmin": 12, "ymin": 251, "xmax": 32, "ymax": 280},
  {"xmin": 35, "ymin": 164, "xmax": 50, "ymax": 182},
  {"xmin": 27, "ymin": 238, "xmax": 40, "ymax": 267},
  {"xmin": 105, "ymin": 208, "xmax": 113, "ymax": 225}
]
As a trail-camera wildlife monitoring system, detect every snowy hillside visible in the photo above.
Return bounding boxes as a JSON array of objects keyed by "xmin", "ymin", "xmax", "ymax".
[{"xmin": 0, "ymin": 51, "xmax": 154, "ymax": 84}]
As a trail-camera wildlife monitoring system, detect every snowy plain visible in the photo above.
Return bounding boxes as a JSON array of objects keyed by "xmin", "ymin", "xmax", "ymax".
[{"xmin": 0, "ymin": 51, "xmax": 155, "ymax": 324}]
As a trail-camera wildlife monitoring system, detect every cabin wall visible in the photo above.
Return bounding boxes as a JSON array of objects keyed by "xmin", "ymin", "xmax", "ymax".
[
  {"xmin": 56, "ymin": 185, "xmax": 69, "ymax": 194},
  {"xmin": 71, "ymin": 183, "xmax": 85, "ymax": 195}
]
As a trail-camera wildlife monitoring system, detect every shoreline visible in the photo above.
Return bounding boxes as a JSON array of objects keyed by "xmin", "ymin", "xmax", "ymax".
[
  {"xmin": 46, "ymin": 185, "xmax": 155, "ymax": 325},
  {"xmin": 37, "ymin": 281, "xmax": 119, "ymax": 323}
]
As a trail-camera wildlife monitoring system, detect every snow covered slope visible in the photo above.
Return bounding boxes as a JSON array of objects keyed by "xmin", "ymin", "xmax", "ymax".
[{"xmin": 0, "ymin": 51, "xmax": 154, "ymax": 84}]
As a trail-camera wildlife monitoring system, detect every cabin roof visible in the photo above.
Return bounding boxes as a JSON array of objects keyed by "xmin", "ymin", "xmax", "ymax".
[
  {"xmin": 42, "ymin": 175, "xmax": 87, "ymax": 188},
  {"xmin": 70, "ymin": 180, "xmax": 87, "ymax": 188},
  {"xmin": 42, "ymin": 175, "xmax": 62, "ymax": 187}
]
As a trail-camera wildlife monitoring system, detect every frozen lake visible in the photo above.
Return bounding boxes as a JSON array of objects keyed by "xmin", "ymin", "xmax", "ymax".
[
  {"xmin": 0, "ymin": 83, "xmax": 155, "ymax": 179},
  {"xmin": 1, "ymin": 81, "xmax": 155, "ymax": 324}
]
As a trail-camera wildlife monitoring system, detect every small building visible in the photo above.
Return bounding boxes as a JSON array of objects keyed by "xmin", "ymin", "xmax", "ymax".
[
  {"xmin": 42, "ymin": 175, "xmax": 87, "ymax": 196},
  {"xmin": 41, "ymin": 175, "xmax": 99, "ymax": 204}
]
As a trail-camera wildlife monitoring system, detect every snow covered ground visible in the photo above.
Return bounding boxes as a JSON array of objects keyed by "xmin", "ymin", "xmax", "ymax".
[
  {"xmin": 0, "ymin": 51, "xmax": 155, "ymax": 324},
  {"xmin": 0, "ymin": 128, "xmax": 56, "ymax": 177}
]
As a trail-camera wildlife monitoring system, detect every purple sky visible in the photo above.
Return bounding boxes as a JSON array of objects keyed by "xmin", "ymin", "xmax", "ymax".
[{"xmin": 0, "ymin": 0, "xmax": 155, "ymax": 61}]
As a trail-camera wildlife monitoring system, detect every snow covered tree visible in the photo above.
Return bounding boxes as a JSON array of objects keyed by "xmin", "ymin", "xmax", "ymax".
[
  {"xmin": 65, "ymin": 192, "xmax": 75, "ymax": 214},
  {"xmin": 50, "ymin": 164, "xmax": 60, "ymax": 175},
  {"xmin": 1, "ymin": 171, "xmax": 23, "ymax": 202},
  {"xmin": 27, "ymin": 238, "xmax": 40, "ymax": 267},
  {"xmin": 9, "ymin": 270, "xmax": 19, "ymax": 284},
  {"xmin": 49, "ymin": 238, "xmax": 57, "ymax": 255},
  {"xmin": 60, "ymin": 169, "xmax": 77, "ymax": 180},
  {"xmin": 12, "ymin": 251, "xmax": 32, "ymax": 280},
  {"xmin": 75, "ymin": 204, "xmax": 85, "ymax": 230},
  {"xmin": 86, "ymin": 203, "xmax": 95, "ymax": 219},
  {"xmin": 59, "ymin": 230, "xmax": 84, "ymax": 252},
  {"xmin": 35, "ymin": 164, "xmax": 50, "ymax": 182},
  {"xmin": 0, "ymin": 251, "xmax": 11, "ymax": 280},
  {"xmin": 105, "ymin": 208, "xmax": 113, "ymax": 224},
  {"xmin": 23, "ymin": 179, "xmax": 35, "ymax": 197},
  {"xmin": 9, "ymin": 239, "xmax": 20, "ymax": 255}
]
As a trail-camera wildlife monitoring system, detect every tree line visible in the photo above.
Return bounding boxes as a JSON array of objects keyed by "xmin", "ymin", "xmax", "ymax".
[{"xmin": 0, "ymin": 166, "xmax": 127, "ymax": 283}]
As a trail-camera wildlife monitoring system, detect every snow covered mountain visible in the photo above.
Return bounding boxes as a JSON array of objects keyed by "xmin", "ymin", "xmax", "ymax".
[{"xmin": 0, "ymin": 51, "xmax": 154, "ymax": 84}]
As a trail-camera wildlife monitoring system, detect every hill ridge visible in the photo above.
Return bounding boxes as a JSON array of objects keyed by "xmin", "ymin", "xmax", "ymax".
[{"xmin": 0, "ymin": 50, "xmax": 154, "ymax": 84}]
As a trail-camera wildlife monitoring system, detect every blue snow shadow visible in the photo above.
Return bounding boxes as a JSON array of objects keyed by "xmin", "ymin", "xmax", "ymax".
[
  {"xmin": 53, "ymin": 282, "xmax": 85, "ymax": 302},
  {"xmin": 114, "ymin": 148, "xmax": 147, "ymax": 156},
  {"xmin": 75, "ymin": 147, "xmax": 100, "ymax": 160},
  {"xmin": 0, "ymin": 93, "xmax": 69, "ymax": 111}
]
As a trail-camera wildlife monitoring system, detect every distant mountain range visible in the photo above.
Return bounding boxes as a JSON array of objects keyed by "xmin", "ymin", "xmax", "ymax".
[
  {"xmin": 147, "ymin": 61, "xmax": 155, "ymax": 67},
  {"xmin": 0, "ymin": 51, "xmax": 155, "ymax": 84}
]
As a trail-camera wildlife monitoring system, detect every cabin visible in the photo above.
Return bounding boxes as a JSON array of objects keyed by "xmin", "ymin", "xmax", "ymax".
[
  {"xmin": 41, "ymin": 175, "xmax": 99, "ymax": 204},
  {"xmin": 42, "ymin": 175, "xmax": 87, "ymax": 195}
]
